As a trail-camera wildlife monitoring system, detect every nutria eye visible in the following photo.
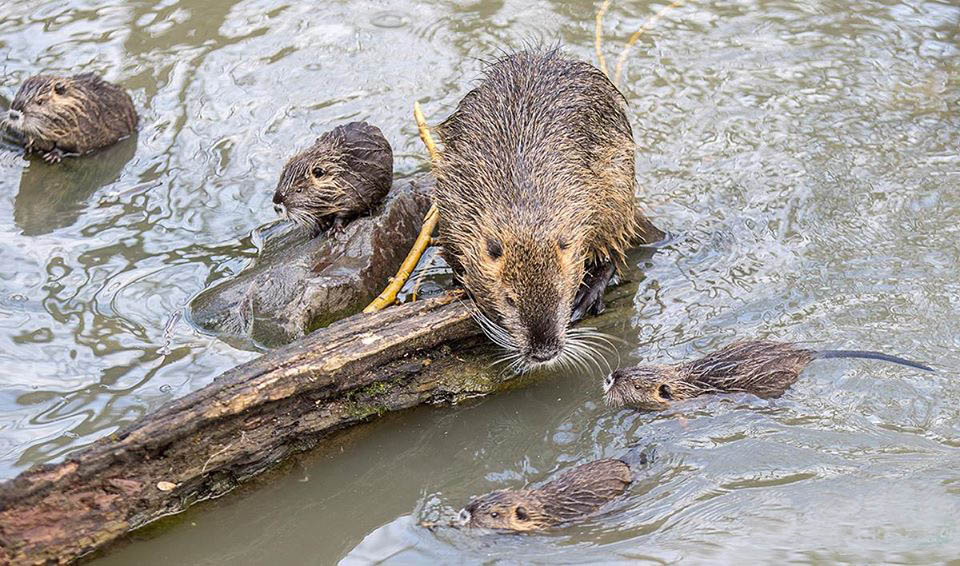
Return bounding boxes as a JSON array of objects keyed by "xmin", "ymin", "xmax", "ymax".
[
  {"xmin": 658, "ymin": 384, "xmax": 673, "ymax": 400},
  {"xmin": 486, "ymin": 238, "xmax": 502, "ymax": 260},
  {"xmin": 489, "ymin": 512, "xmax": 499, "ymax": 518},
  {"xmin": 504, "ymin": 295, "xmax": 516, "ymax": 308},
  {"xmin": 558, "ymin": 238, "xmax": 570, "ymax": 250},
  {"xmin": 53, "ymin": 83, "xmax": 66, "ymax": 95},
  {"xmin": 312, "ymin": 166, "xmax": 325, "ymax": 177}
]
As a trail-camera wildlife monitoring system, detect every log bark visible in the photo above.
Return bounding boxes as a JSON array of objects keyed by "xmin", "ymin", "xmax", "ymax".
[{"xmin": 0, "ymin": 293, "xmax": 508, "ymax": 566}]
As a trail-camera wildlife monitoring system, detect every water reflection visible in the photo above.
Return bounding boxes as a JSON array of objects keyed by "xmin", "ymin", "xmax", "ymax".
[{"xmin": 14, "ymin": 136, "xmax": 138, "ymax": 236}]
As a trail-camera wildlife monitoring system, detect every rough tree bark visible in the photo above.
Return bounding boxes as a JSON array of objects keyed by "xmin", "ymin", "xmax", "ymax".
[{"xmin": 0, "ymin": 294, "xmax": 517, "ymax": 566}]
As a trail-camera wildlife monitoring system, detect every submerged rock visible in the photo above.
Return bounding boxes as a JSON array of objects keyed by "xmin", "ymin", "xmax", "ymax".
[{"xmin": 187, "ymin": 176, "xmax": 432, "ymax": 348}]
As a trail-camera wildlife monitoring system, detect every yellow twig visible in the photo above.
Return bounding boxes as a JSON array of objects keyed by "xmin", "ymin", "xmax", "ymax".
[
  {"xmin": 594, "ymin": 0, "xmax": 612, "ymax": 78},
  {"xmin": 363, "ymin": 102, "xmax": 441, "ymax": 313},
  {"xmin": 414, "ymin": 101, "xmax": 438, "ymax": 161},
  {"xmin": 612, "ymin": 0, "xmax": 687, "ymax": 86}
]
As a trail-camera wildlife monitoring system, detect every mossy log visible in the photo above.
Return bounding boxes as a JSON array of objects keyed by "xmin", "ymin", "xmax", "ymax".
[{"xmin": 0, "ymin": 294, "xmax": 508, "ymax": 566}]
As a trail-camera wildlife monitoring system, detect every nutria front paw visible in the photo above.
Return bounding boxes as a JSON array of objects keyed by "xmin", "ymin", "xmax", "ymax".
[
  {"xmin": 328, "ymin": 216, "xmax": 348, "ymax": 236},
  {"xmin": 571, "ymin": 261, "xmax": 616, "ymax": 323},
  {"xmin": 42, "ymin": 149, "xmax": 64, "ymax": 163}
]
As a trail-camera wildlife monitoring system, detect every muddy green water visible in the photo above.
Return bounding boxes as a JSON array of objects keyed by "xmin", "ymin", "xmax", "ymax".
[{"xmin": 1, "ymin": 0, "xmax": 959, "ymax": 563}]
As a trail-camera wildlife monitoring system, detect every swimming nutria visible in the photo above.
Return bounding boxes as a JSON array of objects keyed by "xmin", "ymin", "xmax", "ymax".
[
  {"xmin": 458, "ymin": 448, "xmax": 649, "ymax": 532},
  {"xmin": 273, "ymin": 121, "xmax": 393, "ymax": 234},
  {"xmin": 2, "ymin": 73, "xmax": 137, "ymax": 163},
  {"xmin": 434, "ymin": 49, "xmax": 662, "ymax": 371},
  {"xmin": 603, "ymin": 340, "xmax": 934, "ymax": 410}
]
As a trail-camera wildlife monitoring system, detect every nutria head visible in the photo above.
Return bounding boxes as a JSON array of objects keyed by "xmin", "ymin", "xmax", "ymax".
[
  {"xmin": 455, "ymin": 210, "xmax": 588, "ymax": 370},
  {"xmin": 457, "ymin": 490, "xmax": 548, "ymax": 532},
  {"xmin": 3, "ymin": 73, "xmax": 136, "ymax": 158},
  {"xmin": 603, "ymin": 365, "xmax": 697, "ymax": 410},
  {"xmin": 273, "ymin": 121, "xmax": 392, "ymax": 233}
]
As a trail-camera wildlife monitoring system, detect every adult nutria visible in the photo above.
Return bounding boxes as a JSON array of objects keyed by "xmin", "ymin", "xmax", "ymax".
[
  {"xmin": 2, "ymin": 73, "xmax": 137, "ymax": 163},
  {"xmin": 273, "ymin": 121, "xmax": 393, "ymax": 234},
  {"xmin": 603, "ymin": 339, "xmax": 933, "ymax": 410},
  {"xmin": 458, "ymin": 449, "xmax": 649, "ymax": 532},
  {"xmin": 434, "ymin": 49, "xmax": 662, "ymax": 372}
]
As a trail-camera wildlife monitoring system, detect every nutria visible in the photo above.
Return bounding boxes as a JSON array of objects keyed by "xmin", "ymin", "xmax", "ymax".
[
  {"xmin": 603, "ymin": 339, "xmax": 934, "ymax": 410},
  {"xmin": 457, "ymin": 448, "xmax": 649, "ymax": 532},
  {"xmin": 433, "ymin": 48, "xmax": 662, "ymax": 371},
  {"xmin": 2, "ymin": 73, "xmax": 137, "ymax": 163},
  {"xmin": 273, "ymin": 121, "xmax": 393, "ymax": 234}
]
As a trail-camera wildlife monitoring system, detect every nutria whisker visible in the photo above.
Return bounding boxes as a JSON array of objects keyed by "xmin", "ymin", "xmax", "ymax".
[
  {"xmin": 566, "ymin": 327, "xmax": 619, "ymax": 372},
  {"xmin": 566, "ymin": 328, "xmax": 618, "ymax": 356},
  {"xmin": 556, "ymin": 345, "xmax": 590, "ymax": 375},
  {"xmin": 489, "ymin": 351, "xmax": 524, "ymax": 374},
  {"xmin": 471, "ymin": 309, "xmax": 518, "ymax": 352},
  {"xmin": 562, "ymin": 336, "xmax": 606, "ymax": 375},
  {"xmin": 563, "ymin": 346, "xmax": 592, "ymax": 374}
]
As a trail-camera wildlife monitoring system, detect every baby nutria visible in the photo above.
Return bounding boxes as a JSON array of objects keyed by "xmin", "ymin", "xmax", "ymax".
[
  {"xmin": 434, "ymin": 48, "xmax": 662, "ymax": 371},
  {"xmin": 3, "ymin": 73, "xmax": 137, "ymax": 163},
  {"xmin": 458, "ymin": 448, "xmax": 649, "ymax": 532},
  {"xmin": 604, "ymin": 339, "xmax": 933, "ymax": 410},
  {"xmin": 273, "ymin": 121, "xmax": 392, "ymax": 234}
]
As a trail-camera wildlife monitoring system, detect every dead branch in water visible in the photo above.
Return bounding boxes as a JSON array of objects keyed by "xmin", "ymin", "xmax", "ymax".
[
  {"xmin": 595, "ymin": 0, "xmax": 689, "ymax": 86},
  {"xmin": 612, "ymin": 0, "xmax": 688, "ymax": 86},
  {"xmin": 595, "ymin": 0, "xmax": 613, "ymax": 77}
]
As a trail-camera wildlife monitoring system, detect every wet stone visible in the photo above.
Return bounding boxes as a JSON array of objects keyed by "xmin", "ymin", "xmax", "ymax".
[{"xmin": 187, "ymin": 177, "xmax": 432, "ymax": 348}]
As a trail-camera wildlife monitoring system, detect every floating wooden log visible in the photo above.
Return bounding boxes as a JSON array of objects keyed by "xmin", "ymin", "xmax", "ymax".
[{"xmin": 0, "ymin": 294, "xmax": 512, "ymax": 565}]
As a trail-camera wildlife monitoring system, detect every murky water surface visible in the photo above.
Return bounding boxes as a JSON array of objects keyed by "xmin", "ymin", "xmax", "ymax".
[{"xmin": 1, "ymin": 0, "xmax": 959, "ymax": 563}]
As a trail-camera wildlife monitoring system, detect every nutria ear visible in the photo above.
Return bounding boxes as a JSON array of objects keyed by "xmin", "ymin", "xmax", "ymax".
[
  {"xmin": 657, "ymin": 383, "xmax": 673, "ymax": 400},
  {"xmin": 514, "ymin": 506, "xmax": 529, "ymax": 521},
  {"xmin": 53, "ymin": 82, "xmax": 66, "ymax": 95},
  {"xmin": 486, "ymin": 238, "xmax": 503, "ymax": 260}
]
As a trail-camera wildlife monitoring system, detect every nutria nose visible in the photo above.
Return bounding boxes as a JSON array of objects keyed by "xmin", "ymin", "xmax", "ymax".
[
  {"xmin": 7, "ymin": 109, "xmax": 21, "ymax": 120},
  {"xmin": 272, "ymin": 191, "xmax": 283, "ymax": 205},
  {"xmin": 603, "ymin": 373, "xmax": 615, "ymax": 390},
  {"xmin": 529, "ymin": 344, "xmax": 561, "ymax": 363}
]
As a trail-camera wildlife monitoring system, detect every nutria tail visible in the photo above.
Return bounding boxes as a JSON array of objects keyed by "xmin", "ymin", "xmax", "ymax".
[{"xmin": 815, "ymin": 350, "xmax": 933, "ymax": 372}]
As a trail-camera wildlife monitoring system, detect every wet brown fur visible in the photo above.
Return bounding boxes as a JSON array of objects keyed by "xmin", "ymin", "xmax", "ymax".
[
  {"xmin": 604, "ymin": 340, "xmax": 932, "ymax": 410},
  {"xmin": 434, "ymin": 49, "xmax": 660, "ymax": 368},
  {"xmin": 273, "ymin": 121, "xmax": 392, "ymax": 234},
  {"xmin": 3, "ymin": 73, "xmax": 137, "ymax": 163},
  {"xmin": 461, "ymin": 458, "xmax": 632, "ymax": 532}
]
